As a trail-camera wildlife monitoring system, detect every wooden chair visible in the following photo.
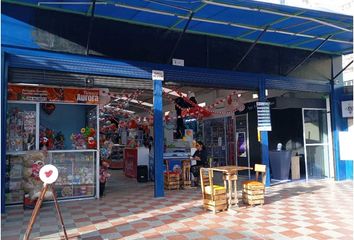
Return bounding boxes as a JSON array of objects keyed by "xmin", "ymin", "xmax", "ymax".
[
  {"xmin": 164, "ymin": 160, "xmax": 180, "ymax": 190},
  {"xmin": 200, "ymin": 168, "xmax": 228, "ymax": 213},
  {"xmin": 242, "ymin": 164, "xmax": 266, "ymax": 206},
  {"xmin": 254, "ymin": 164, "xmax": 266, "ymax": 185}
]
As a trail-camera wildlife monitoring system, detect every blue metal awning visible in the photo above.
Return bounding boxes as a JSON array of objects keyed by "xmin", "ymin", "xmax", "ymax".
[
  {"xmin": 3, "ymin": 46, "xmax": 331, "ymax": 92},
  {"xmin": 3, "ymin": 0, "xmax": 353, "ymax": 55}
]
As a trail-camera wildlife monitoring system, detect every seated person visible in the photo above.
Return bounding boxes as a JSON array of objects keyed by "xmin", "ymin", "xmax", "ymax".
[{"xmin": 190, "ymin": 141, "xmax": 208, "ymax": 186}]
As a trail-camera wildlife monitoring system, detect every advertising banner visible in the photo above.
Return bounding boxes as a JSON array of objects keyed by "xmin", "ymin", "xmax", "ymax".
[{"xmin": 8, "ymin": 84, "xmax": 99, "ymax": 104}]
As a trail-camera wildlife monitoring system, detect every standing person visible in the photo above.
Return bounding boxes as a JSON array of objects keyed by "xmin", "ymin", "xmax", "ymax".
[{"xmin": 190, "ymin": 141, "xmax": 207, "ymax": 187}]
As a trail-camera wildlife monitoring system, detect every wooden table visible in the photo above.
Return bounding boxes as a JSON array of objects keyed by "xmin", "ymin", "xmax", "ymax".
[{"xmin": 209, "ymin": 166, "xmax": 253, "ymax": 208}]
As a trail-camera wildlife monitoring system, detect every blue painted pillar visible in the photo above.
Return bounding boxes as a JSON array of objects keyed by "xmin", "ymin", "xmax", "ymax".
[
  {"xmin": 258, "ymin": 79, "xmax": 271, "ymax": 186},
  {"xmin": 1, "ymin": 52, "xmax": 8, "ymax": 213},
  {"xmin": 153, "ymin": 78, "xmax": 164, "ymax": 197},
  {"xmin": 330, "ymin": 68, "xmax": 353, "ymax": 180}
]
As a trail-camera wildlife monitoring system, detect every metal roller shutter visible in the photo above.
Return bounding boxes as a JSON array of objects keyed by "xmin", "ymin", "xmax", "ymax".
[{"xmin": 8, "ymin": 68, "xmax": 153, "ymax": 90}]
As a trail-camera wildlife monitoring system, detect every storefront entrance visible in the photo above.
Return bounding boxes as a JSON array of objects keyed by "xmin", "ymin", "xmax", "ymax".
[{"xmin": 302, "ymin": 108, "xmax": 331, "ymax": 180}]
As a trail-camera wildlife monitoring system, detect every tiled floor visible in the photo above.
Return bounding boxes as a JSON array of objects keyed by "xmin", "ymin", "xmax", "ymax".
[{"xmin": 1, "ymin": 170, "xmax": 353, "ymax": 240}]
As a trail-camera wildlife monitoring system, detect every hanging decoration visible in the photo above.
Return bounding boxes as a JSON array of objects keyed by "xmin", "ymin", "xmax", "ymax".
[{"xmin": 42, "ymin": 103, "xmax": 56, "ymax": 115}]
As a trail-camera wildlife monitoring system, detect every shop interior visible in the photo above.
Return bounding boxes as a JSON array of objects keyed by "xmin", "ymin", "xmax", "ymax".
[
  {"xmin": 97, "ymin": 82, "xmax": 329, "ymax": 193},
  {"xmin": 5, "ymin": 73, "xmax": 330, "ymax": 205}
]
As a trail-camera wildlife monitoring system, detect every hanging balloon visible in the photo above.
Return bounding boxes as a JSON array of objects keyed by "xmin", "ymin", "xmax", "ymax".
[
  {"xmin": 164, "ymin": 114, "xmax": 171, "ymax": 123},
  {"xmin": 227, "ymin": 95, "xmax": 232, "ymax": 105},
  {"xmin": 128, "ymin": 119, "xmax": 137, "ymax": 129},
  {"xmin": 148, "ymin": 116, "xmax": 154, "ymax": 126},
  {"xmin": 119, "ymin": 121, "xmax": 126, "ymax": 128},
  {"xmin": 42, "ymin": 103, "xmax": 56, "ymax": 115},
  {"xmin": 237, "ymin": 103, "xmax": 246, "ymax": 112}
]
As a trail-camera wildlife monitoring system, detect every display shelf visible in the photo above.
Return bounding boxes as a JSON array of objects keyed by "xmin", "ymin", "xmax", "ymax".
[
  {"xmin": 6, "ymin": 151, "xmax": 30, "ymax": 155},
  {"xmin": 48, "ymin": 149, "xmax": 97, "ymax": 153}
]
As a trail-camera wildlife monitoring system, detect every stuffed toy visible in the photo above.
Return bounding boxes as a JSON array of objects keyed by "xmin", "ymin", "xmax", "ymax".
[
  {"xmin": 87, "ymin": 137, "xmax": 97, "ymax": 149},
  {"xmin": 22, "ymin": 151, "xmax": 53, "ymax": 200}
]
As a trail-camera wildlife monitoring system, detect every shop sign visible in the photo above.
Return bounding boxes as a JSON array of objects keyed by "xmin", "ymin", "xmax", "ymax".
[
  {"xmin": 235, "ymin": 98, "xmax": 276, "ymax": 115},
  {"xmin": 39, "ymin": 164, "xmax": 59, "ymax": 184},
  {"xmin": 152, "ymin": 70, "xmax": 164, "ymax": 81},
  {"xmin": 341, "ymin": 100, "xmax": 353, "ymax": 118},
  {"xmin": 172, "ymin": 58, "xmax": 184, "ymax": 66},
  {"xmin": 8, "ymin": 84, "xmax": 99, "ymax": 104},
  {"xmin": 256, "ymin": 102, "xmax": 272, "ymax": 131}
]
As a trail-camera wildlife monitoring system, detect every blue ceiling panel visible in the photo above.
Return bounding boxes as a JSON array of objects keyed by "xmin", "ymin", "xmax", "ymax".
[
  {"xmin": 38, "ymin": 0, "xmax": 89, "ymax": 13},
  {"xmin": 334, "ymin": 31, "xmax": 354, "ymax": 41},
  {"xmin": 196, "ymin": 5, "xmax": 281, "ymax": 26},
  {"xmin": 305, "ymin": 26, "xmax": 345, "ymax": 36},
  {"xmin": 131, "ymin": 12, "xmax": 178, "ymax": 27},
  {"xmin": 271, "ymin": 18, "xmax": 311, "ymax": 30},
  {"xmin": 243, "ymin": 31, "xmax": 309, "ymax": 46},
  {"xmin": 186, "ymin": 21, "xmax": 248, "ymax": 38},
  {"xmin": 95, "ymin": 5, "xmax": 139, "ymax": 20},
  {"xmin": 299, "ymin": 39, "xmax": 352, "ymax": 53},
  {"xmin": 217, "ymin": 0, "xmax": 301, "ymax": 15}
]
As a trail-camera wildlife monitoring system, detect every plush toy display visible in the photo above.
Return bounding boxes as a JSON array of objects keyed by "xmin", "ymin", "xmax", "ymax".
[
  {"xmin": 87, "ymin": 136, "xmax": 97, "ymax": 149},
  {"xmin": 22, "ymin": 151, "xmax": 53, "ymax": 201}
]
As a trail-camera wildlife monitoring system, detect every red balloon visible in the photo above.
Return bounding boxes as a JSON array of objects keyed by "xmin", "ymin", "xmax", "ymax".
[
  {"xmin": 227, "ymin": 95, "xmax": 232, "ymax": 105},
  {"xmin": 128, "ymin": 119, "xmax": 137, "ymax": 129}
]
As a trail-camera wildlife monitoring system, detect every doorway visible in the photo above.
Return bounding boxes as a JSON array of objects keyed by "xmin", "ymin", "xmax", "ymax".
[{"xmin": 302, "ymin": 108, "xmax": 330, "ymax": 180}]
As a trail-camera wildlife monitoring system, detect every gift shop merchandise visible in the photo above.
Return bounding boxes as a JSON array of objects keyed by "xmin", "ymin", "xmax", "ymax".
[{"xmin": 5, "ymin": 84, "xmax": 99, "ymax": 205}]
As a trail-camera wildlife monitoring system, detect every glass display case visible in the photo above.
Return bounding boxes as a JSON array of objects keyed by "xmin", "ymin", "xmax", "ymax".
[
  {"xmin": 5, "ymin": 150, "xmax": 97, "ymax": 205},
  {"xmin": 48, "ymin": 151, "xmax": 97, "ymax": 199}
]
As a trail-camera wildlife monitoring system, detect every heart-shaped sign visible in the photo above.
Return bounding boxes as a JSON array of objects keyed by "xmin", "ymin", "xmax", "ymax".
[
  {"xmin": 45, "ymin": 170, "xmax": 53, "ymax": 178},
  {"xmin": 39, "ymin": 165, "xmax": 58, "ymax": 184},
  {"xmin": 42, "ymin": 103, "xmax": 56, "ymax": 115}
]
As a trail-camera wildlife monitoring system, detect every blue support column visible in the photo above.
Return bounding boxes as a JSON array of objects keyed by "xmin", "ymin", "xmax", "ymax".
[
  {"xmin": 1, "ymin": 52, "xmax": 8, "ymax": 213},
  {"xmin": 153, "ymin": 78, "xmax": 165, "ymax": 197},
  {"xmin": 258, "ymin": 79, "xmax": 271, "ymax": 186},
  {"xmin": 330, "ymin": 78, "xmax": 353, "ymax": 180}
]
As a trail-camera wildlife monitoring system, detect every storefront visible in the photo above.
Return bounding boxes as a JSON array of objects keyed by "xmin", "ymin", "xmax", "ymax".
[
  {"xmin": 5, "ymin": 84, "xmax": 99, "ymax": 204},
  {"xmin": 1, "ymin": 46, "xmax": 352, "ymax": 211},
  {"xmin": 1, "ymin": 0, "xmax": 353, "ymax": 213}
]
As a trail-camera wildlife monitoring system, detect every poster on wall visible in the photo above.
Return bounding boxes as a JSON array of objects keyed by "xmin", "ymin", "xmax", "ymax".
[
  {"xmin": 341, "ymin": 100, "xmax": 353, "ymax": 118},
  {"xmin": 236, "ymin": 132, "xmax": 247, "ymax": 158},
  {"xmin": 8, "ymin": 84, "xmax": 99, "ymax": 104}
]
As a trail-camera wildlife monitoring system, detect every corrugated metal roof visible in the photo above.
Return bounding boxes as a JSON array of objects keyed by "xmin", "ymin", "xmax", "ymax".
[{"xmin": 4, "ymin": 0, "xmax": 352, "ymax": 55}]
